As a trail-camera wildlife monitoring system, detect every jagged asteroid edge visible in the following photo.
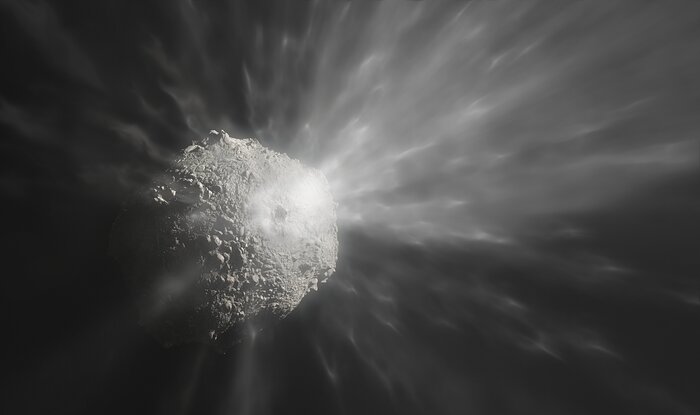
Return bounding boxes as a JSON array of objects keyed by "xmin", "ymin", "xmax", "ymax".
[{"xmin": 110, "ymin": 130, "xmax": 338, "ymax": 347}]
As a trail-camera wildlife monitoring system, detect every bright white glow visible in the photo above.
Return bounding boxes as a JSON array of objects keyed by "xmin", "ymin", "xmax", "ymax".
[{"xmin": 248, "ymin": 170, "xmax": 334, "ymax": 244}]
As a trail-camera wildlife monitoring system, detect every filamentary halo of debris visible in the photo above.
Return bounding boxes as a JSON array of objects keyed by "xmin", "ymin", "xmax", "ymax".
[{"xmin": 110, "ymin": 130, "xmax": 338, "ymax": 347}]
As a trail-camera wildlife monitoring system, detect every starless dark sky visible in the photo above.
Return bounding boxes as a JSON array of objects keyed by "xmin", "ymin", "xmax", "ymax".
[{"xmin": 1, "ymin": 1, "xmax": 700, "ymax": 415}]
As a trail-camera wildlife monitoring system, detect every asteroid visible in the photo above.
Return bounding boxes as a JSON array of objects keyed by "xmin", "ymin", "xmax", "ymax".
[{"xmin": 110, "ymin": 130, "xmax": 338, "ymax": 347}]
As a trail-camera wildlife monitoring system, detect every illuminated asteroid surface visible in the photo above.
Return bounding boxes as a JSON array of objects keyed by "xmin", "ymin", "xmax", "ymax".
[{"xmin": 110, "ymin": 130, "xmax": 338, "ymax": 347}]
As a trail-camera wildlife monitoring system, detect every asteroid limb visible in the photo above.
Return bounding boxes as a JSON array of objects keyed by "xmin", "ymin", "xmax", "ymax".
[{"xmin": 110, "ymin": 130, "xmax": 338, "ymax": 347}]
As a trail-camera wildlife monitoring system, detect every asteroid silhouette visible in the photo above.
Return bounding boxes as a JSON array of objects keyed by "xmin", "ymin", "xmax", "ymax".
[{"xmin": 110, "ymin": 130, "xmax": 338, "ymax": 347}]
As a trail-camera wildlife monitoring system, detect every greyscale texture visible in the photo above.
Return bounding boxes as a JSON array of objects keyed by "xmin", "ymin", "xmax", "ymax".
[{"xmin": 110, "ymin": 131, "xmax": 338, "ymax": 347}]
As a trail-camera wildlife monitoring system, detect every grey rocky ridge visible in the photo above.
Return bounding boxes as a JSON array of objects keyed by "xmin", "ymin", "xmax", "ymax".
[{"xmin": 110, "ymin": 130, "xmax": 338, "ymax": 347}]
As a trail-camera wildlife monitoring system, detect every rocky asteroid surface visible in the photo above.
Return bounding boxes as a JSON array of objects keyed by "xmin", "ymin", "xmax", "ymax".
[{"xmin": 110, "ymin": 130, "xmax": 338, "ymax": 347}]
